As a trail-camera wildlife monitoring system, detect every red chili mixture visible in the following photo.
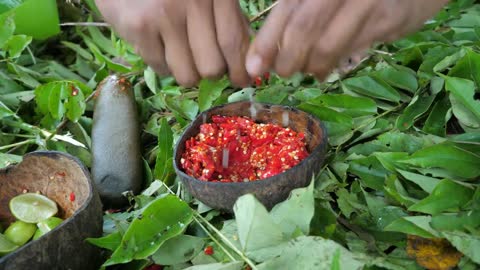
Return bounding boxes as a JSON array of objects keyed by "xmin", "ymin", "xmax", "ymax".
[{"xmin": 180, "ymin": 115, "xmax": 309, "ymax": 182}]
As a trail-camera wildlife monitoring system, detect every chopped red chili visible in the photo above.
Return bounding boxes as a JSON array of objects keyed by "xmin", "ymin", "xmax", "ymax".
[
  {"xmin": 69, "ymin": 192, "xmax": 76, "ymax": 202},
  {"xmin": 181, "ymin": 115, "xmax": 309, "ymax": 182},
  {"xmin": 204, "ymin": 245, "xmax": 214, "ymax": 256}
]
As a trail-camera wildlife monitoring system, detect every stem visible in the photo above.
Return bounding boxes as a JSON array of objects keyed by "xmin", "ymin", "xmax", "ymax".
[
  {"xmin": 2, "ymin": 119, "xmax": 39, "ymax": 134},
  {"xmin": 249, "ymin": 2, "xmax": 278, "ymax": 23},
  {"xmin": 26, "ymin": 46, "xmax": 37, "ymax": 65},
  {"xmin": 0, "ymin": 139, "xmax": 35, "ymax": 151},
  {"xmin": 194, "ymin": 212, "xmax": 258, "ymax": 270},
  {"xmin": 60, "ymin": 22, "xmax": 110, "ymax": 27},
  {"xmin": 160, "ymin": 182, "xmax": 258, "ymax": 269},
  {"xmin": 191, "ymin": 215, "xmax": 237, "ymax": 262}
]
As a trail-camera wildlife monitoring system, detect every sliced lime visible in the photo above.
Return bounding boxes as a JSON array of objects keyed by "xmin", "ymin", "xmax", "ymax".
[
  {"xmin": 33, "ymin": 217, "xmax": 63, "ymax": 240},
  {"xmin": 0, "ymin": 234, "xmax": 18, "ymax": 256},
  {"xmin": 4, "ymin": 221, "xmax": 36, "ymax": 246},
  {"xmin": 9, "ymin": 193, "xmax": 58, "ymax": 223}
]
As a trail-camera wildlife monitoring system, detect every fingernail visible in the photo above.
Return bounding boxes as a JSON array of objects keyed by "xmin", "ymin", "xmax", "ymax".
[{"xmin": 246, "ymin": 55, "xmax": 263, "ymax": 77}]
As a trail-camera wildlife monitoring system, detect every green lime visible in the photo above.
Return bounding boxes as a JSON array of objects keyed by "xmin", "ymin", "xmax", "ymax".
[
  {"xmin": 0, "ymin": 233, "xmax": 18, "ymax": 257},
  {"xmin": 4, "ymin": 221, "xmax": 36, "ymax": 246},
  {"xmin": 32, "ymin": 229, "xmax": 42, "ymax": 241},
  {"xmin": 9, "ymin": 193, "xmax": 58, "ymax": 223},
  {"xmin": 33, "ymin": 217, "xmax": 63, "ymax": 240}
]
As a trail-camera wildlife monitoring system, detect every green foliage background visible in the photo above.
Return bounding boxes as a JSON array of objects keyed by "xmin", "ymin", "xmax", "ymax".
[{"xmin": 0, "ymin": 0, "xmax": 479, "ymax": 269}]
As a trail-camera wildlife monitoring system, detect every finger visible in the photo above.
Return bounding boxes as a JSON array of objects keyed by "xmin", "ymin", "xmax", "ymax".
[
  {"xmin": 305, "ymin": 0, "xmax": 376, "ymax": 80},
  {"xmin": 158, "ymin": 4, "xmax": 200, "ymax": 87},
  {"xmin": 246, "ymin": 0, "xmax": 295, "ymax": 77},
  {"xmin": 135, "ymin": 33, "xmax": 170, "ymax": 76},
  {"xmin": 95, "ymin": 0, "xmax": 119, "ymax": 23},
  {"xmin": 214, "ymin": 0, "xmax": 250, "ymax": 86},
  {"xmin": 274, "ymin": 0, "xmax": 344, "ymax": 77},
  {"xmin": 187, "ymin": 0, "xmax": 226, "ymax": 80}
]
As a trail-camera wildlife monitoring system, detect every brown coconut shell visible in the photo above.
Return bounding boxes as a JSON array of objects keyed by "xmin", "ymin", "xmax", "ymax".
[
  {"xmin": 0, "ymin": 151, "xmax": 103, "ymax": 270},
  {"xmin": 173, "ymin": 101, "xmax": 328, "ymax": 212}
]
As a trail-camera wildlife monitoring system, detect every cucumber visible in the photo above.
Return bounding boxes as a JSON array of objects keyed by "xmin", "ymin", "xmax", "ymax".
[{"xmin": 91, "ymin": 75, "xmax": 142, "ymax": 207}]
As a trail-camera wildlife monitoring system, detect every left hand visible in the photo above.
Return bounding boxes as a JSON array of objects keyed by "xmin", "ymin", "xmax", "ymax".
[{"xmin": 245, "ymin": 0, "xmax": 449, "ymax": 80}]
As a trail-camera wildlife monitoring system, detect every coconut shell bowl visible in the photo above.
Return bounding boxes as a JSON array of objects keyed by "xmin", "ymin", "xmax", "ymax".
[
  {"xmin": 174, "ymin": 101, "xmax": 328, "ymax": 212},
  {"xmin": 0, "ymin": 151, "xmax": 103, "ymax": 270}
]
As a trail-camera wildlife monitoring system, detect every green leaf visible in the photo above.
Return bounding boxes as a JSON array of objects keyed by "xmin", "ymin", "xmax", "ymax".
[
  {"xmin": 443, "ymin": 76, "xmax": 480, "ymax": 127},
  {"xmin": 292, "ymin": 88, "xmax": 322, "ymax": 102},
  {"xmin": 0, "ymin": 15, "xmax": 15, "ymax": 48},
  {"xmin": 396, "ymin": 169, "xmax": 440, "ymax": 194},
  {"xmin": 384, "ymin": 175, "xmax": 418, "ymax": 207},
  {"xmin": 348, "ymin": 156, "xmax": 389, "ymax": 191},
  {"xmin": 306, "ymin": 94, "xmax": 377, "ymax": 117},
  {"xmin": 4, "ymin": 34, "xmax": 31, "ymax": 58},
  {"xmin": 396, "ymin": 94, "xmax": 436, "ymax": 131},
  {"xmin": 257, "ymin": 236, "xmax": 364, "ymax": 270},
  {"xmin": 384, "ymin": 216, "xmax": 439, "ymax": 238},
  {"xmin": 374, "ymin": 66, "xmax": 418, "ymax": 93},
  {"xmin": 198, "ymin": 78, "xmax": 229, "ymax": 112},
  {"xmin": 401, "ymin": 142, "xmax": 480, "ymax": 179},
  {"xmin": 0, "ymin": 153, "xmax": 21, "ymax": 168},
  {"xmin": 270, "ymin": 179, "xmax": 314, "ymax": 236},
  {"xmin": 185, "ymin": 262, "xmax": 243, "ymax": 270},
  {"xmin": 336, "ymin": 188, "xmax": 367, "ymax": 218},
  {"xmin": 144, "ymin": 67, "xmax": 158, "ymax": 94},
  {"xmin": 154, "ymin": 118, "xmax": 175, "ymax": 184},
  {"xmin": 48, "ymin": 82, "xmax": 68, "ymax": 120},
  {"xmin": 233, "ymin": 194, "xmax": 286, "ymax": 260},
  {"xmin": 177, "ymin": 99, "xmax": 199, "ymax": 121},
  {"xmin": 86, "ymin": 232, "xmax": 122, "ymax": 251},
  {"xmin": 419, "ymin": 46, "xmax": 460, "ymax": 78},
  {"xmin": 65, "ymin": 83, "xmax": 86, "ymax": 122},
  {"xmin": 310, "ymin": 201, "xmax": 337, "ymax": 238},
  {"xmin": 104, "ymin": 195, "xmax": 193, "ymax": 266},
  {"xmin": 431, "ymin": 211, "xmax": 480, "ymax": 231},
  {"xmin": 228, "ymin": 88, "xmax": 255, "ymax": 103},
  {"xmin": 433, "ymin": 48, "xmax": 466, "ymax": 73},
  {"xmin": 255, "ymin": 85, "xmax": 291, "ymax": 104},
  {"xmin": 449, "ymin": 49, "xmax": 480, "ymax": 88},
  {"xmin": 298, "ymin": 103, "xmax": 354, "ymax": 145},
  {"xmin": 81, "ymin": 35, "xmax": 130, "ymax": 73},
  {"xmin": 152, "ymin": 235, "xmax": 205, "ymax": 265},
  {"xmin": 61, "ymin": 41, "xmax": 93, "ymax": 61},
  {"xmin": 374, "ymin": 152, "xmax": 409, "ymax": 172},
  {"xmin": 86, "ymin": 18, "xmax": 117, "ymax": 56},
  {"xmin": 342, "ymin": 76, "xmax": 401, "ymax": 102},
  {"xmin": 408, "ymin": 179, "xmax": 474, "ymax": 215},
  {"xmin": 0, "ymin": 100, "xmax": 14, "ymax": 119},
  {"xmin": 442, "ymin": 231, "xmax": 480, "ymax": 264},
  {"xmin": 422, "ymin": 95, "xmax": 450, "ymax": 136}
]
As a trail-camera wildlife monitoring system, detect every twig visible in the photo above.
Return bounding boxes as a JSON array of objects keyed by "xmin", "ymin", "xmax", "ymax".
[
  {"xmin": 249, "ymin": 2, "xmax": 278, "ymax": 23},
  {"xmin": 60, "ymin": 22, "xmax": 110, "ymax": 27}
]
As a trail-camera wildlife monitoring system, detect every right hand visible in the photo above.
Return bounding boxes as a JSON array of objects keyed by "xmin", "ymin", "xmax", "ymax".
[{"xmin": 95, "ymin": 0, "xmax": 251, "ymax": 87}]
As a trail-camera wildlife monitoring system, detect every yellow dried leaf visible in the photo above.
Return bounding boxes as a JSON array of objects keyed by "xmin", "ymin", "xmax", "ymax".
[{"xmin": 406, "ymin": 235, "xmax": 462, "ymax": 270}]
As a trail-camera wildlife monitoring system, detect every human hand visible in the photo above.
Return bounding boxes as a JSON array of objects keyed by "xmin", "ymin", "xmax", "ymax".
[
  {"xmin": 95, "ymin": 0, "xmax": 251, "ymax": 87},
  {"xmin": 246, "ymin": 0, "xmax": 449, "ymax": 80}
]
